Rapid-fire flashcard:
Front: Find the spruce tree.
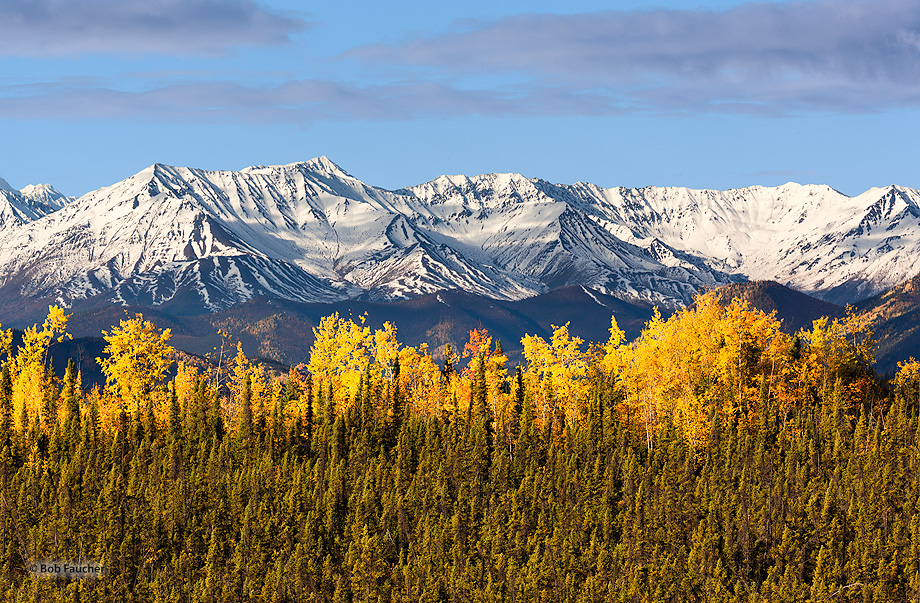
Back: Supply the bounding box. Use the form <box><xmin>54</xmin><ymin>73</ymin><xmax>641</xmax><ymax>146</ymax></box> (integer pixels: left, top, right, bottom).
<box><xmin>0</xmin><ymin>364</ymin><xmax>11</xmax><ymax>447</ymax></box>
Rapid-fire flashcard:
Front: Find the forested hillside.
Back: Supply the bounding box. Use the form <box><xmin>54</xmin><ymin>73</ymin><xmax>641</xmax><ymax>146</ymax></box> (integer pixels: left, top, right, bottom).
<box><xmin>0</xmin><ymin>294</ymin><xmax>917</xmax><ymax>602</ymax></box>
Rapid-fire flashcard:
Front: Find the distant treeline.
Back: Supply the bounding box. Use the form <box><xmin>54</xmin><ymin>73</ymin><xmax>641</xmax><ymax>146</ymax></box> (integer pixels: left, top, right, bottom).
<box><xmin>0</xmin><ymin>294</ymin><xmax>917</xmax><ymax>602</ymax></box>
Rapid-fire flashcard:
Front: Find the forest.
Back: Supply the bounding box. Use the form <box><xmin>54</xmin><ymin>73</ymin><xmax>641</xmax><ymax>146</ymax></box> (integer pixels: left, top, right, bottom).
<box><xmin>0</xmin><ymin>291</ymin><xmax>917</xmax><ymax>602</ymax></box>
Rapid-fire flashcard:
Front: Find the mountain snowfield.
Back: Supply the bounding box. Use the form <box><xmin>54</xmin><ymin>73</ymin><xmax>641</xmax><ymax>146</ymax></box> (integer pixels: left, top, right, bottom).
<box><xmin>0</xmin><ymin>157</ymin><xmax>918</xmax><ymax>316</ymax></box>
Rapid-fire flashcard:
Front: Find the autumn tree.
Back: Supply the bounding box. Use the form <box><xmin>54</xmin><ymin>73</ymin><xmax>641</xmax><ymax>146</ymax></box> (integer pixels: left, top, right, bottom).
<box><xmin>893</xmin><ymin>357</ymin><xmax>920</xmax><ymax>404</ymax></box>
<box><xmin>224</xmin><ymin>341</ymin><xmax>278</xmax><ymax>431</ymax></box>
<box><xmin>614</xmin><ymin>293</ymin><xmax>789</xmax><ymax>449</ymax></box>
<box><xmin>522</xmin><ymin>322</ymin><xmax>590</xmax><ymax>428</ymax></box>
<box><xmin>460</xmin><ymin>329</ymin><xmax>509</xmax><ymax>424</ymax></box>
<box><xmin>307</xmin><ymin>313</ymin><xmax>373</xmax><ymax>406</ymax></box>
<box><xmin>396</xmin><ymin>344</ymin><xmax>442</xmax><ymax>418</ymax></box>
<box><xmin>794</xmin><ymin>306</ymin><xmax>878</xmax><ymax>411</ymax></box>
<box><xmin>11</xmin><ymin>305</ymin><xmax>70</xmax><ymax>430</ymax></box>
<box><xmin>97</xmin><ymin>313</ymin><xmax>175</xmax><ymax>413</ymax></box>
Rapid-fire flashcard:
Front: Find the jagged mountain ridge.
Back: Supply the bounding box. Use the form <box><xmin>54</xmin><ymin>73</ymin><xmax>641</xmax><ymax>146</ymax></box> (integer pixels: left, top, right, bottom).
<box><xmin>0</xmin><ymin>157</ymin><xmax>918</xmax><ymax>318</ymax></box>
<box><xmin>564</xmin><ymin>182</ymin><xmax>920</xmax><ymax>304</ymax></box>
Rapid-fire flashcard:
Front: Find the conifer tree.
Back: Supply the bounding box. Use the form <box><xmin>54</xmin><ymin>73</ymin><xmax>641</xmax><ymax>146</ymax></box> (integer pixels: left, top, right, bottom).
<box><xmin>61</xmin><ymin>358</ymin><xmax>81</xmax><ymax>440</ymax></box>
<box><xmin>0</xmin><ymin>364</ymin><xmax>11</xmax><ymax>445</ymax></box>
<box><xmin>239</xmin><ymin>374</ymin><xmax>253</xmax><ymax>448</ymax></box>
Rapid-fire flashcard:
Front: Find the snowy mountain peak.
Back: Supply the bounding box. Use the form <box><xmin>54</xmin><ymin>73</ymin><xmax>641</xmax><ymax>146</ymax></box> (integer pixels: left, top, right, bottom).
<box><xmin>0</xmin><ymin>158</ymin><xmax>918</xmax><ymax>315</ymax></box>
<box><xmin>300</xmin><ymin>156</ymin><xmax>354</xmax><ymax>179</ymax></box>
<box><xmin>19</xmin><ymin>183</ymin><xmax>69</xmax><ymax>210</ymax></box>
<box><xmin>408</xmin><ymin>171</ymin><xmax>556</xmax><ymax>212</ymax></box>
<box><xmin>0</xmin><ymin>178</ymin><xmax>70</xmax><ymax>231</ymax></box>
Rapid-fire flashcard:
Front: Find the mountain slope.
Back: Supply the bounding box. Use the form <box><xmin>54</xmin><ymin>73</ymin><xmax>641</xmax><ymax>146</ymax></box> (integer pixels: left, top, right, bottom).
<box><xmin>572</xmin><ymin>182</ymin><xmax>920</xmax><ymax>305</ymax></box>
<box><xmin>0</xmin><ymin>159</ymin><xmax>739</xmax><ymax>317</ymax></box>
<box><xmin>856</xmin><ymin>272</ymin><xmax>920</xmax><ymax>374</ymax></box>
<box><xmin>710</xmin><ymin>281</ymin><xmax>845</xmax><ymax>333</ymax></box>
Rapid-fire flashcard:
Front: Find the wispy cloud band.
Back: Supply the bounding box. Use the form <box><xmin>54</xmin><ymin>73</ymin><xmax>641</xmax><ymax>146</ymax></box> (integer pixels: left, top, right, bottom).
<box><xmin>350</xmin><ymin>0</ymin><xmax>920</xmax><ymax>113</ymax></box>
<box><xmin>0</xmin><ymin>78</ymin><xmax>542</xmax><ymax>123</ymax></box>
<box><xmin>0</xmin><ymin>0</ymin><xmax>307</xmax><ymax>56</ymax></box>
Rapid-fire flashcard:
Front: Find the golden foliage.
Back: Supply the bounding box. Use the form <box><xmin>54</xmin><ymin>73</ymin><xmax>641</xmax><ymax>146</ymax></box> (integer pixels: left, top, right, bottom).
<box><xmin>98</xmin><ymin>313</ymin><xmax>174</xmax><ymax>412</ymax></box>
<box><xmin>397</xmin><ymin>344</ymin><xmax>442</xmax><ymax>417</ymax></box>
<box><xmin>11</xmin><ymin>305</ymin><xmax>71</xmax><ymax>430</ymax></box>
<box><xmin>0</xmin><ymin>293</ymin><xmax>890</xmax><ymax>452</ymax></box>
<box><xmin>226</xmin><ymin>341</ymin><xmax>275</xmax><ymax>423</ymax></box>
<box><xmin>616</xmin><ymin>293</ymin><xmax>788</xmax><ymax>448</ymax></box>
<box><xmin>522</xmin><ymin>322</ymin><xmax>589</xmax><ymax>426</ymax></box>
<box><xmin>173</xmin><ymin>361</ymin><xmax>200</xmax><ymax>406</ymax></box>
<box><xmin>14</xmin><ymin>305</ymin><xmax>71</xmax><ymax>375</ymax></box>
<box><xmin>457</xmin><ymin>329</ymin><xmax>510</xmax><ymax>422</ymax></box>
<box><xmin>307</xmin><ymin>312</ymin><xmax>373</xmax><ymax>403</ymax></box>
<box><xmin>893</xmin><ymin>357</ymin><xmax>920</xmax><ymax>402</ymax></box>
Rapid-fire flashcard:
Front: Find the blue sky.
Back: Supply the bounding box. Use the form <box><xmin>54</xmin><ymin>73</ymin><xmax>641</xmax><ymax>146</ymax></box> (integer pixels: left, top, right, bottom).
<box><xmin>1</xmin><ymin>0</ymin><xmax>918</xmax><ymax>197</ymax></box>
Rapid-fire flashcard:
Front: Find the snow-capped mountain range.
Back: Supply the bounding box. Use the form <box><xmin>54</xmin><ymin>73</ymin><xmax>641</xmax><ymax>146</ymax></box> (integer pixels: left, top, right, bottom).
<box><xmin>0</xmin><ymin>157</ymin><xmax>917</xmax><ymax>316</ymax></box>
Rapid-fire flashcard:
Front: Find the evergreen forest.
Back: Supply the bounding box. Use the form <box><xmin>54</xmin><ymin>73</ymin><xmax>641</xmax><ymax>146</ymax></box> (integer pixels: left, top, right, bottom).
<box><xmin>0</xmin><ymin>293</ymin><xmax>918</xmax><ymax>602</ymax></box>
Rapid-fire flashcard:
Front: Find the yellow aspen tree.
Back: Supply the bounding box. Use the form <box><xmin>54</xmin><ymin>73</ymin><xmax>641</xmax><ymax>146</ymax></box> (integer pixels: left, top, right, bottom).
<box><xmin>307</xmin><ymin>313</ymin><xmax>373</xmax><ymax>407</ymax></box>
<box><xmin>521</xmin><ymin>331</ymin><xmax>554</xmax><ymax>426</ymax></box>
<box><xmin>248</xmin><ymin>365</ymin><xmax>272</xmax><ymax>419</ymax></box>
<box><xmin>439</xmin><ymin>344</ymin><xmax>460</xmax><ymax>419</ymax></box>
<box><xmin>522</xmin><ymin>323</ymin><xmax>589</xmax><ymax>427</ymax></box>
<box><xmin>373</xmin><ymin>321</ymin><xmax>400</xmax><ymax>380</ymax></box>
<box><xmin>894</xmin><ymin>358</ymin><xmax>920</xmax><ymax>402</ymax></box>
<box><xmin>227</xmin><ymin>341</ymin><xmax>252</xmax><ymax>407</ymax></box>
<box><xmin>173</xmin><ymin>361</ymin><xmax>200</xmax><ymax>406</ymax></box>
<box><xmin>0</xmin><ymin>324</ymin><xmax>12</xmax><ymax>361</ymax></box>
<box><xmin>225</xmin><ymin>341</ymin><xmax>274</xmax><ymax>424</ymax></box>
<box><xmin>160</xmin><ymin>360</ymin><xmax>200</xmax><ymax>426</ymax></box>
<box><xmin>796</xmin><ymin>306</ymin><xmax>876</xmax><ymax>411</ymax></box>
<box><xmin>97</xmin><ymin>313</ymin><xmax>174</xmax><ymax>414</ymax></box>
<box><xmin>485</xmin><ymin>343</ymin><xmax>510</xmax><ymax>426</ymax></box>
<box><xmin>460</xmin><ymin>328</ymin><xmax>506</xmax><ymax>418</ymax></box>
<box><xmin>12</xmin><ymin>305</ymin><xmax>71</xmax><ymax>431</ymax></box>
<box><xmin>397</xmin><ymin>344</ymin><xmax>442</xmax><ymax>418</ymax></box>
<box><xmin>618</xmin><ymin>308</ymin><xmax>667</xmax><ymax>450</ymax></box>
<box><xmin>618</xmin><ymin>292</ymin><xmax>789</xmax><ymax>449</ymax></box>
<box><xmin>598</xmin><ymin>316</ymin><xmax>627</xmax><ymax>376</ymax></box>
